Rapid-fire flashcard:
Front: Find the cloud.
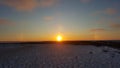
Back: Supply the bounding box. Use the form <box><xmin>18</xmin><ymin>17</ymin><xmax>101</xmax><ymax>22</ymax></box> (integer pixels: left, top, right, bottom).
<box><xmin>0</xmin><ymin>0</ymin><xmax>57</xmax><ymax>11</ymax></box>
<box><xmin>80</xmin><ymin>0</ymin><xmax>92</xmax><ymax>3</ymax></box>
<box><xmin>40</xmin><ymin>0</ymin><xmax>57</xmax><ymax>7</ymax></box>
<box><xmin>91</xmin><ymin>28</ymin><xmax>106</xmax><ymax>32</ymax></box>
<box><xmin>0</xmin><ymin>19</ymin><xmax>14</xmax><ymax>25</ymax></box>
<box><xmin>44</xmin><ymin>16</ymin><xmax>53</xmax><ymax>21</ymax></box>
<box><xmin>0</xmin><ymin>19</ymin><xmax>10</xmax><ymax>24</ymax></box>
<box><xmin>110</xmin><ymin>23</ymin><xmax>120</xmax><ymax>28</ymax></box>
<box><xmin>93</xmin><ymin>8</ymin><xmax>118</xmax><ymax>16</ymax></box>
<box><xmin>104</xmin><ymin>8</ymin><xmax>117</xmax><ymax>15</ymax></box>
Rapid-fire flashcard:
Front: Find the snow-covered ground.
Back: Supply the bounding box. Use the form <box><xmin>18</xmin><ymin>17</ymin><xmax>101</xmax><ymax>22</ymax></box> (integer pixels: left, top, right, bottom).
<box><xmin>0</xmin><ymin>44</ymin><xmax>120</xmax><ymax>68</ymax></box>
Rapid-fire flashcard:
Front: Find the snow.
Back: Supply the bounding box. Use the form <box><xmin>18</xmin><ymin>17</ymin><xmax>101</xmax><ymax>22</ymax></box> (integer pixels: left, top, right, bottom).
<box><xmin>0</xmin><ymin>44</ymin><xmax>120</xmax><ymax>68</ymax></box>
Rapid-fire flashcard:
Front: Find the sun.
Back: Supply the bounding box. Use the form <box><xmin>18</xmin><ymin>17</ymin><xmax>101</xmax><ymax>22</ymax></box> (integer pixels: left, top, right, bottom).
<box><xmin>56</xmin><ymin>35</ymin><xmax>62</xmax><ymax>42</ymax></box>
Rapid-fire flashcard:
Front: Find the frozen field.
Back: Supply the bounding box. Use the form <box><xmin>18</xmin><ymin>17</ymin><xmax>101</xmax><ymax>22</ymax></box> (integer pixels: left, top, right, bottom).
<box><xmin>0</xmin><ymin>44</ymin><xmax>120</xmax><ymax>68</ymax></box>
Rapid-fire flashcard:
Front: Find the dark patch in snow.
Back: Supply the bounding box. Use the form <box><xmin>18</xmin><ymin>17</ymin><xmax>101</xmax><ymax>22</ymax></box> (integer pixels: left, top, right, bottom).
<box><xmin>89</xmin><ymin>51</ymin><xmax>93</xmax><ymax>54</ymax></box>
<box><xmin>102</xmin><ymin>49</ymin><xmax>109</xmax><ymax>53</ymax></box>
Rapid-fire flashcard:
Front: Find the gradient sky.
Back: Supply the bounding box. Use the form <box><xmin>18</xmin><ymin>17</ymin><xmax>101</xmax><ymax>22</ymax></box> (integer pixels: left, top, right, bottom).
<box><xmin>0</xmin><ymin>0</ymin><xmax>120</xmax><ymax>41</ymax></box>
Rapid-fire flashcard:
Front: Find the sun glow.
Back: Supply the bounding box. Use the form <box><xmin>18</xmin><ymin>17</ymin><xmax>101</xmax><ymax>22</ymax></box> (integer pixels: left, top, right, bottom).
<box><xmin>57</xmin><ymin>35</ymin><xmax>62</xmax><ymax>42</ymax></box>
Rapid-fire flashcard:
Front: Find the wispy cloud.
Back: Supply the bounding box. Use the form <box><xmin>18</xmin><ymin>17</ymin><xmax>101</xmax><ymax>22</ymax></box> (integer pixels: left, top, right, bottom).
<box><xmin>80</xmin><ymin>0</ymin><xmax>92</xmax><ymax>3</ymax></box>
<box><xmin>93</xmin><ymin>8</ymin><xmax>118</xmax><ymax>16</ymax></box>
<box><xmin>91</xmin><ymin>28</ymin><xmax>106</xmax><ymax>32</ymax></box>
<box><xmin>0</xmin><ymin>19</ymin><xmax>14</xmax><ymax>25</ymax></box>
<box><xmin>110</xmin><ymin>23</ymin><xmax>120</xmax><ymax>28</ymax></box>
<box><xmin>44</xmin><ymin>16</ymin><xmax>54</xmax><ymax>21</ymax></box>
<box><xmin>40</xmin><ymin>0</ymin><xmax>57</xmax><ymax>7</ymax></box>
<box><xmin>104</xmin><ymin>8</ymin><xmax>117</xmax><ymax>15</ymax></box>
<box><xmin>0</xmin><ymin>0</ymin><xmax>57</xmax><ymax>11</ymax></box>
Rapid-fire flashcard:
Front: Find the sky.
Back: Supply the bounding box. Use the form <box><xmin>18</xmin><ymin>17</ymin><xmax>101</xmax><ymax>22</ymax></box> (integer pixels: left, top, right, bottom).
<box><xmin>0</xmin><ymin>0</ymin><xmax>120</xmax><ymax>41</ymax></box>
